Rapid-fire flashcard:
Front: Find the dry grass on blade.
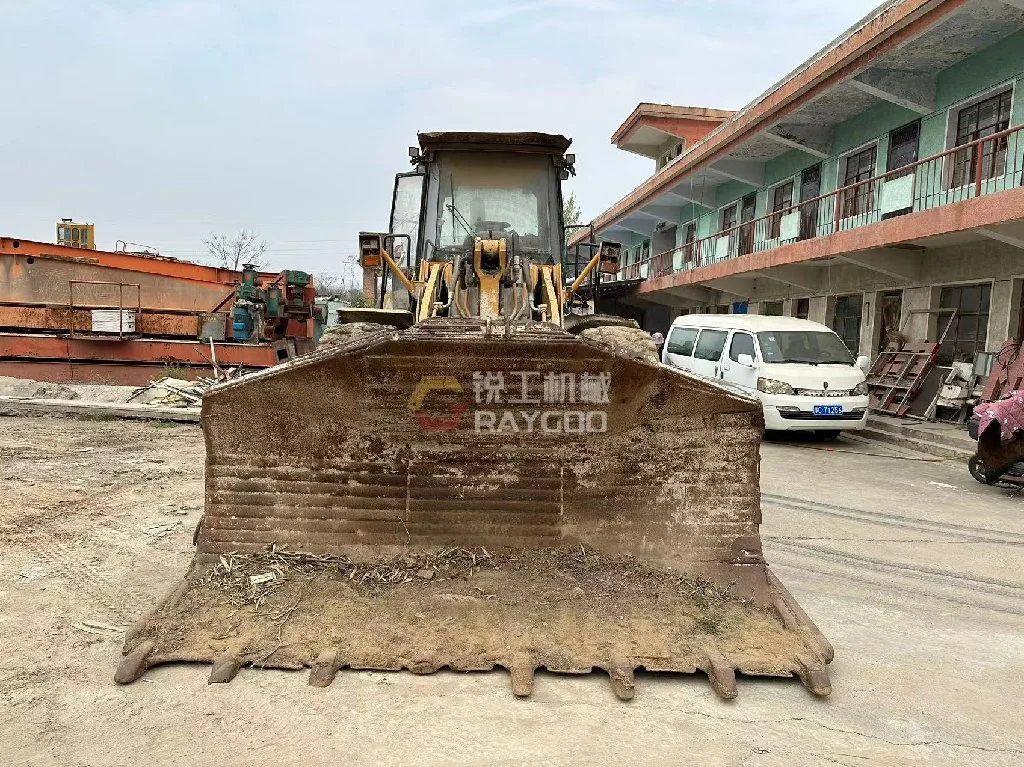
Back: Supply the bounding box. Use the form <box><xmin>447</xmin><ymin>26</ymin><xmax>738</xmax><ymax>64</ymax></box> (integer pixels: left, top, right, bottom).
<box><xmin>207</xmin><ymin>545</ymin><xmax>747</xmax><ymax>628</ymax></box>
<box><xmin>508</xmin><ymin>546</ymin><xmax>747</xmax><ymax>611</ymax></box>
<box><xmin>208</xmin><ymin>545</ymin><xmax>499</xmax><ymax>608</ymax></box>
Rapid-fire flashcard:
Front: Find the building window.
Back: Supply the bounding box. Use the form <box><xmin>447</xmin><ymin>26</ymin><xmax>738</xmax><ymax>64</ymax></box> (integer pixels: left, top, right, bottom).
<box><xmin>939</xmin><ymin>284</ymin><xmax>991</xmax><ymax>364</ymax></box>
<box><xmin>795</xmin><ymin>298</ymin><xmax>810</xmax><ymax>320</ymax></box>
<box><xmin>887</xmin><ymin>121</ymin><xmax>920</xmax><ymax>173</ymax></box>
<box><xmin>832</xmin><ymin>294</ymin><xmax>863</xmax><ymax>354</ymax></box>
<box><xmin>720</xmin><ymin>204</ymin><xmax>737</xmax><ymax>232</ymax></box>
<box><xmin>951</xmin><ymin>89</ymin><xmax>1012</xmax><ymax>188</ymax></box>
<box><xmin>659</xmin><ymin>141</ymin><xmax>685</xmax><ymax>170</ymax></box>
<box><xmin>884</xmin><ymin>121</ymin><xmax>921</xmax><ymax>220</ymax></box>
<box><xmin>762</xmin><ymin>300</ymin><xmax>784</xmax><ymax>316</ymax></box>
<box><xmin>768</xmin><ymin>181</ymin><xmax>794</xmax><ymax>238</ymax></box>
<box><xmin>840</xmin><ymin>145</ymin><xmax>877</xmax><ymax>218</ymax></box>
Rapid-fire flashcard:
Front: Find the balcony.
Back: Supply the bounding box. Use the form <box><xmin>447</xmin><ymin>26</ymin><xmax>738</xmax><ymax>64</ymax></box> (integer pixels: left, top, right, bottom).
<box><xmin>619</xmin><ymin>124</ymin><xmax>1024</xmax><ymax>282</ymax></box>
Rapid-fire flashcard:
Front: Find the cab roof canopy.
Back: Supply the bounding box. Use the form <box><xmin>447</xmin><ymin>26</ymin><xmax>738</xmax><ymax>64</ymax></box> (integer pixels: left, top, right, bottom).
<box><xmin>417</xmin><ymin>131</ymin><xmax>572</xmax><ymax>155</ymax></box>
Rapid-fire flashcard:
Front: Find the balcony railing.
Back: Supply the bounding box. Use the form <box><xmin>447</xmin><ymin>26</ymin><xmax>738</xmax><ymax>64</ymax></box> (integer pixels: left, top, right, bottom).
<box><xmin>618</xmin><ymin>123</ymin><xmax>1024</xmax><ymax>282</ymax></box>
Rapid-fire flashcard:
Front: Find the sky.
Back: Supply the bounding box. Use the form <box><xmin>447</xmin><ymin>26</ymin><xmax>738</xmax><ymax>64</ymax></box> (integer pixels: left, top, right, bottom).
<box><xmin>0</xmin><ymin>0</ymin><xmax>881</xmax><ymax>284</ymax></box>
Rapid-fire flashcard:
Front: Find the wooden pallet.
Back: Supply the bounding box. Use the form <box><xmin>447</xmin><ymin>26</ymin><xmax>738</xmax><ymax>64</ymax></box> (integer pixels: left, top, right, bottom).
<box><xmin>867</xmin><ymin>343</ymin><xmax>940</xmax><ymax>416</ymax></box>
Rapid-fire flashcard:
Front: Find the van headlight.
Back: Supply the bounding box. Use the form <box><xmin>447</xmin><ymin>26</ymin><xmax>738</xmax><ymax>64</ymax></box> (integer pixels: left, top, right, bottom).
<box><xmin>757</xmin><ymin>377</ymin><xmax>795</xmax><ymax>395</ymax></box>
<box><xmin>853</xmin><ymin>381</ymin><xmax>869</xmax><ymax>396</ymax></box>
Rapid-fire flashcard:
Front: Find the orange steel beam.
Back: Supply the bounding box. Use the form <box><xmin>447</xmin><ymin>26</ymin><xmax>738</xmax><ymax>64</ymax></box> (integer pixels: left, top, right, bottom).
<box><xmin>0</xmin><ymin>360</ymin><xmax>214</xmax><ymax>386</ymax></box>
<box><xmin>0</xmin><ymin>333</ymin><xmax>281</xmax><ymax>367</ymax></box>
<box><xmin>0</xmin><ymin>237</ymin><xmax>279</xmax><ymax>286</ymax></box>
<box><xmin>0</xmin><ymin>306</ymin><xmax>207</xmax><ymax>337</ymax></box>
<box><xmin>1</xmin><ymin>254</ymin><xmax>242</xmax><ymax>314</ymax></box>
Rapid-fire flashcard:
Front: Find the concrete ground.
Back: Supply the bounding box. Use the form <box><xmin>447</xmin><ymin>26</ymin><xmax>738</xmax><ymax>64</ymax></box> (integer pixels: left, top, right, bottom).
<box><xmin>1</xmin><ymin>416</ymin><xmax>1022</xmax><ymax>766</ymax></box>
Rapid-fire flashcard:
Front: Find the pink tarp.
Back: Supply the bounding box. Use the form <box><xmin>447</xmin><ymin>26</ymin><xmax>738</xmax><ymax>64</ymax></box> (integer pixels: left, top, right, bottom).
<box><xmin>977</xmin><ymin>390</ymin><xmax>1024</xmax><ymax>444</ymax></box>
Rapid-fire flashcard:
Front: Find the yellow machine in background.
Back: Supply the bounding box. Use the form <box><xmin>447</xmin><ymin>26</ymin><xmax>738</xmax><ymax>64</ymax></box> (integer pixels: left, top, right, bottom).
<box><xmin>56</xmin><ymin>219</ymin><xmax>96</xmax><ymax>249</ymax></box>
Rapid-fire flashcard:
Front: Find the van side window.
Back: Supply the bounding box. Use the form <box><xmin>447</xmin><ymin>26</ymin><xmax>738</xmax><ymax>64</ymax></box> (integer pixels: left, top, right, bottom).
<box><xmin>666</xmin><ymin>327</ymin><xmax>698</xmax><ymax>356</ymax></box>
<box><xmin>729</xmin><ymin>332</ymin><xmax>756</xmax><ymax>362</ymax></box>
<box><xmin>693</xmin><ymin>329</ymin><xmax>728</xmax><ymax>361</ymax></box>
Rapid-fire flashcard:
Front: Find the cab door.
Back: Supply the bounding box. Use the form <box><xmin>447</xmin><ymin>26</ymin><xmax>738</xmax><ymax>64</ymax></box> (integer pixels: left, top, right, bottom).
<box><xmin>689</xmin><ymin>328</ymin><xmax>729</xmax><ymax>381</ymax></box>
<box><xmin>721</xmin><ymin>330</ymin><xmax>759</xmax><ymax>393</ymax></box>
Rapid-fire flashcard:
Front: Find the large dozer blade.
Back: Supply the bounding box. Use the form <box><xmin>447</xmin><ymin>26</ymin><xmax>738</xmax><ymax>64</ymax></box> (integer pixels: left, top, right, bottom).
<box><xmin>118</xmin><ymin>319</ymin><xmax>833</xmax><ymax>699</ymax></box>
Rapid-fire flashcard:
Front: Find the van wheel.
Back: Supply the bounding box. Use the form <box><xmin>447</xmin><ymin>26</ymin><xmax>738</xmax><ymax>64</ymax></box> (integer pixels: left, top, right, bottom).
<box><xmin>816</xmin><ymin>430</ymin><xmax>840</xmax><ymax>441</ymax></box>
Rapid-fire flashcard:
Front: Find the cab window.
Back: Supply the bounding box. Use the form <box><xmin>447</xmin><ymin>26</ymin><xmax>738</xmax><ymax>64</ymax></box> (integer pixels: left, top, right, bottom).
<box><xmin>666</xmin><ymin>327</ymin><xmax>698</xmax><ymax>356</ymax></box>
<box><xmin>729</xmin><ymin>332</ymin><xmax>756</xmax><ymax>362</ymax></box>
<box><xmin>693</xmin><ymin>329</ymin><xmax>728</xmax><ymax>361</ymax></box>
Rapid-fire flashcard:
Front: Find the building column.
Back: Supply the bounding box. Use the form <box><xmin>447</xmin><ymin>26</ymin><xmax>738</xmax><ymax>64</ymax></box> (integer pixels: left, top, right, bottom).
<box><xmin>782</xmin><ymin>298</ymin><xmax>795</xmax><ymax>317</ymax></box>
<box><xmin>809</xmin><ymin>295</ymin><xmax>829</xmax><ymax>326</ymax></box>
<box><xmin>861</xmin><ymin>291</ymin><xmax>880</xmax><ymax>359</ymax></box>
<box><xmin>987</xmin><ymin>278</ymin><xmax>1023</xmax><ymax>352</ymax></box>
<box><xmin>747</xmin><ymin>301</ymin><xmax>762</xmax><ymax>315</ymax></box>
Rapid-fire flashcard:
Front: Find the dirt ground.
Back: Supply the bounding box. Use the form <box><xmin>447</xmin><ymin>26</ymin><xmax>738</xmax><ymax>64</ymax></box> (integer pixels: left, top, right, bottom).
<box><xmin>1</xmin><ymin>414</ymin><xmax>1023</xmax><ymax>766</ymax></box>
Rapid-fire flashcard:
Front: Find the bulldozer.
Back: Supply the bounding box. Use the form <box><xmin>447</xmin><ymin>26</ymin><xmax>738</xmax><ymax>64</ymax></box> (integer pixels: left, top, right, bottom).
<box><xmin>116</xmin><ymin>131</ymin><xmax>833</xmax><ymax>700</ymax></box>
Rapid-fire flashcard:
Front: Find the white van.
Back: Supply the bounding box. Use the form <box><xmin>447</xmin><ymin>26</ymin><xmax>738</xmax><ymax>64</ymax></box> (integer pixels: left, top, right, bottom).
<box><xmin>662</xmin><ymin>314</ymin><xmax>870</xmax><ymax>435</ymax></box>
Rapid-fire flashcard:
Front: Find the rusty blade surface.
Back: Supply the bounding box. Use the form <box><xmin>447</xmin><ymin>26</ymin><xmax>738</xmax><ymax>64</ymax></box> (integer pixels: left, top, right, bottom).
<box><xmin>119</xmin><ymin>319</ymin><xmax>833</xmax><ymax>696</ymax></box>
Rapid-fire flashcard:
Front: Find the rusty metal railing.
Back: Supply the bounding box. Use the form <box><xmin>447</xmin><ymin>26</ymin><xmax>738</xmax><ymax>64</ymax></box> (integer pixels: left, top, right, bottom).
<box><xmin>69</xmin><ymin>281</ymin><xmax>142</xmax><ymax>339</ymax></box>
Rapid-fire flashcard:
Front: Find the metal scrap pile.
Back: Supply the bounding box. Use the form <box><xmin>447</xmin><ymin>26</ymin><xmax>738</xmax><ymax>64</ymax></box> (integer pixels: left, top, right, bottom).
<box><xmin>128</xmin><ymin>368</ymin><xmax>248</xmax><ymax>408</ymax></box>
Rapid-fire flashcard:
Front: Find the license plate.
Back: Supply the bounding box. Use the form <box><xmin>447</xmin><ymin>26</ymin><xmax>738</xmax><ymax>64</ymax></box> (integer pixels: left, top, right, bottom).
<box><xmin>813</xmin><ymin>405</ymin><xmax>843</xmax><ymax>416</ymax></box>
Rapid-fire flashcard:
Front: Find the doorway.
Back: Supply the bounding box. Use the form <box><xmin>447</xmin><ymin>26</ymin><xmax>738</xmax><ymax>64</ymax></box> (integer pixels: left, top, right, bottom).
<box><xmin>652</xmin><ymin>225</ymin><xmax>677</xmax><ymax>277</ymax></box>
<box><xmin>877</xmin><ymin>290</ymin><xmax>903</xmax><ymax>353</ymax></box>
<box><xmin>738</xmin><ymin>193</ymin><xmax>757</xmax><ymax>255</ymax></box>
<box><xmin>798</xmin><ymin>165</ymin><xmax>821</xmax><ymax>240</ymax></box>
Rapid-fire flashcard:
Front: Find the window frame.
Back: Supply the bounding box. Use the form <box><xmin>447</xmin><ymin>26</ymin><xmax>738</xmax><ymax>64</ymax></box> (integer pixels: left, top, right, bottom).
<box><xmin>729</xmin><ymin>331</ymin><xmax>757</xmax><ymax>362</ymax></box>
<box><xmin>887</xmin><ymin>120</ymin><xmax>921</xmax><ymax>174</ymax></box>
<box><xmin>693</xmin><ymin>328</ymin><xmax>729</xmax><ymax>361</ymax></box>
<box><xmin>719</xmin><ymin>203</ymin><xmax>738</xmax><ymax>233</ymax></box>
<box><xmin>948</xmin><ymin>87</ymin><xmax>1014</xmax><ymax>189</ymax></box>
<box><xmin>837</xmin><ymin>143</ymin><xmax>878</xmax><ymax>219</ymax></box>
<box><xmin>666</xmin><ymin>326</ymin><xmax>698</xmax><ymax>357</ymax></box>
<box><xmin>938</xmin><ymin>282</ymin><xmax>992</xmax><ymax>364</ymax></box>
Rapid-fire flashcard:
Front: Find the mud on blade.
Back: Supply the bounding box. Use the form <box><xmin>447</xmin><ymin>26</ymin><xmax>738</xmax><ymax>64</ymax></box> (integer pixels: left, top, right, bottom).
<box><xmin>118</xmin><ymin>320</ymin><xmax>833</xmax><ymax>698</ymax></box>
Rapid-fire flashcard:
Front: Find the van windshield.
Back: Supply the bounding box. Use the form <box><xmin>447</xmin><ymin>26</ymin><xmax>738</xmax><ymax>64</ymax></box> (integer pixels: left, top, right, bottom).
<box><xmin>757</xmin><ymin>331</ymin><xmax>855</xmax><ymax>365</ymax></box>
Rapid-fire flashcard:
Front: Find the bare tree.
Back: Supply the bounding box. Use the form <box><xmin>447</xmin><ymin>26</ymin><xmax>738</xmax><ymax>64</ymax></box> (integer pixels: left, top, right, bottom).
<box><xmin>204</xmin><ymin>230</ymin><xmax>268</xmax><ymax>271</ymax></box>
<box><xmin>313</xmin><ymin>271</ymin><xmax>347</xmax><ymax>297</ymax></box>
